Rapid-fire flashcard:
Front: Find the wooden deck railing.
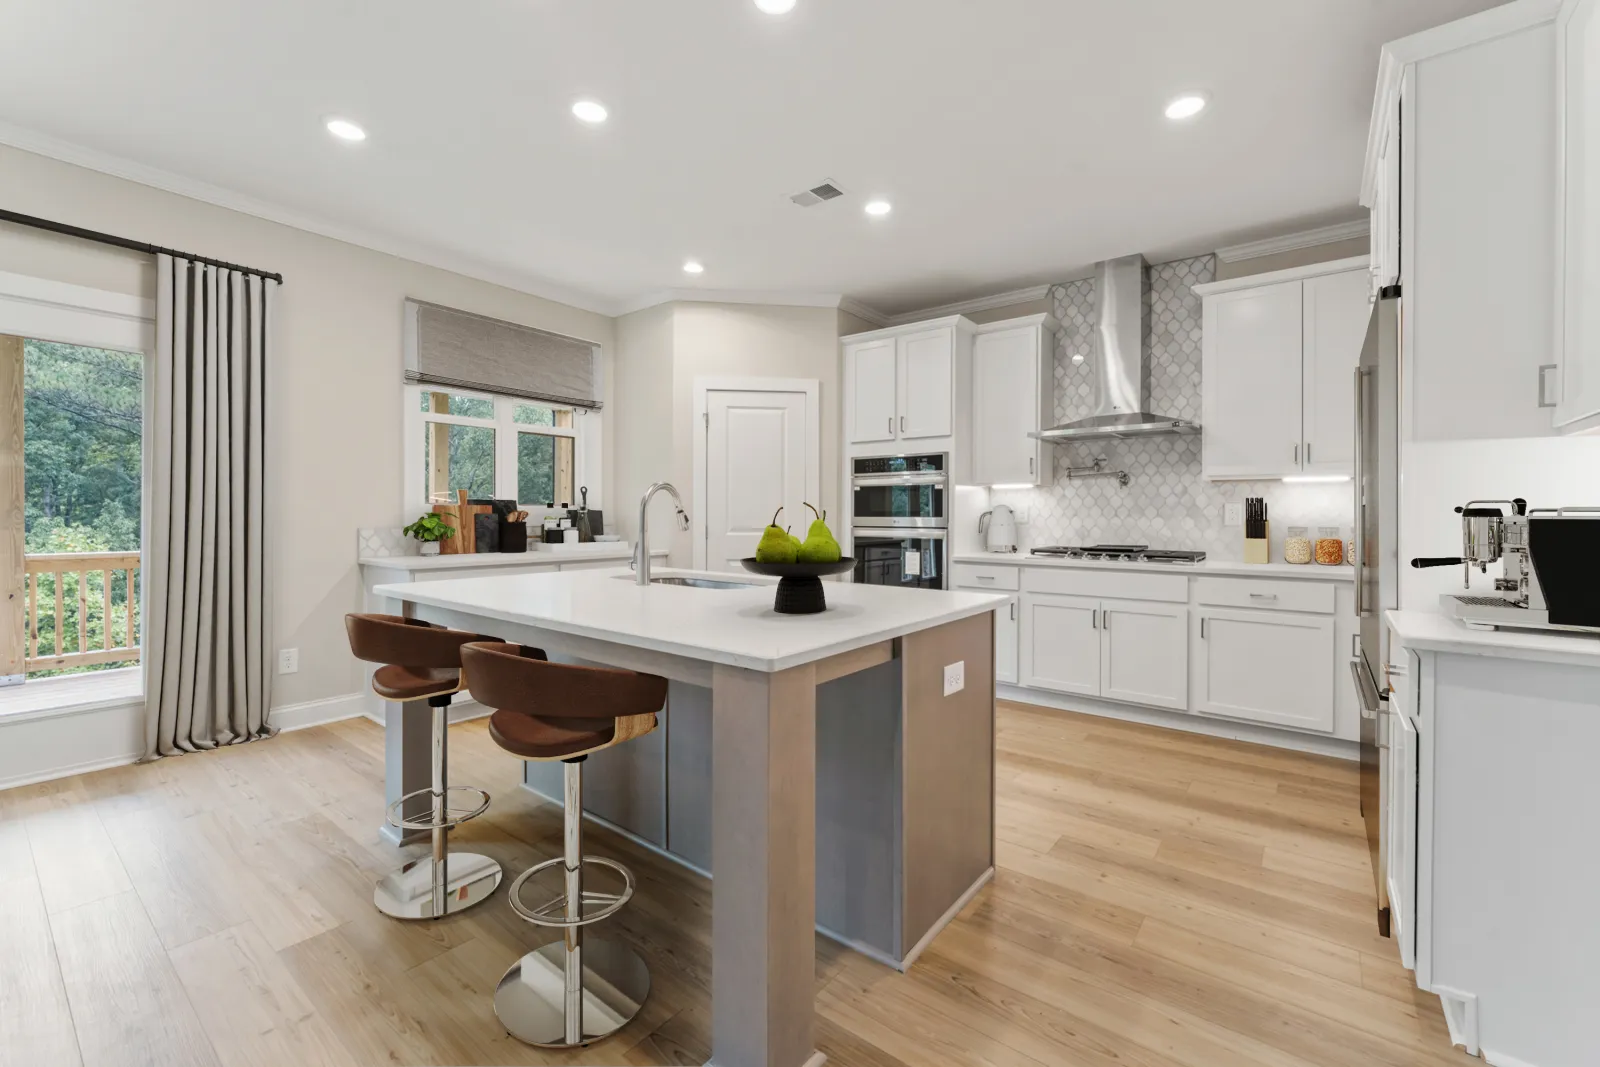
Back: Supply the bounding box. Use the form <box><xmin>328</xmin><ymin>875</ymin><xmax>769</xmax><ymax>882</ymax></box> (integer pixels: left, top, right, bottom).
<box><xmin>24</xmin><ymin>551</ymin><xmax>141</xmax><ymax>674</ymax></box>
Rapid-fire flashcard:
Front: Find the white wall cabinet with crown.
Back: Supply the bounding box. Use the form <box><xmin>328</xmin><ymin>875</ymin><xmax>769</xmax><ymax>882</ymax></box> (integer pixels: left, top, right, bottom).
<box><xmin>1362</xmin><ymin>0</ymin><xmax>1562</xmax><ymax>441</ymax></box>
<box><xmin>969</xmin><ymin>315</ymin><xmax>1057</xmax><ymax>487</ymax></box>
<box><xmin>1557</xmin><ymin>0</ymin><xmax>1600</xmax><ymax>433</ymax></box>
<box><xmin>842</xmin><ymin>316</ymin><xmax>976</xmax><ymax>448</ymax></box>
<box><xmin>1194</xmin><ymin>258</ymin><xmax>1371</xmax><ymax>480</ymax></box>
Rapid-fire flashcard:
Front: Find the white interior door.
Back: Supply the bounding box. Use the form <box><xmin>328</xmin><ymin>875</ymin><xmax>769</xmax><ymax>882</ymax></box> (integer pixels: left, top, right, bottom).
<box><xmin>704</xmin><ymin>389</ymin><xmax>811</xmax><ymax>572</ymax></box>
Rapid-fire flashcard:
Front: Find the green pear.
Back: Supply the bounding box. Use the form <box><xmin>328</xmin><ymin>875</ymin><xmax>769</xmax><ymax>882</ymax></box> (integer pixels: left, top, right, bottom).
<box><xmin>797</xmin><ymin>502</ymin><xmax>841</xmax><ymax>563</ymax></box>
<box><xmin>787</xmin><ymin>527</ymin><xmax>803</xmax><ymax>554</ymax></box>
<box><xmin>755</xmin><ymin>506</ymin><xmax>797</xmax><ymax>563</ymax></box>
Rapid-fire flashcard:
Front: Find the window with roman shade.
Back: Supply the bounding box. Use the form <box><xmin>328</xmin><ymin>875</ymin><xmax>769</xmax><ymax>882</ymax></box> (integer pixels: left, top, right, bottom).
<box><xmin>403</xmin><ymin>299</ymin><xmax>602</xmax><ymax>409</ymax></box>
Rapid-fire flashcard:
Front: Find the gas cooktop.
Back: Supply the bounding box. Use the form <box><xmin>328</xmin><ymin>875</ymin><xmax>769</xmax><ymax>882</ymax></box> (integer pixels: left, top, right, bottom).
<box><xmin>1031</xmin><ymin>544</ymin><xmax>1207</xmax><ymax>565</ymax></box>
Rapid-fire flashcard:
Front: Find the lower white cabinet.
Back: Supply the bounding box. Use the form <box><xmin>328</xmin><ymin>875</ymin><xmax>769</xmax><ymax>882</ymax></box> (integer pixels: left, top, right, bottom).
<box><xmin>1192</xmin><ymin>608</ymin><xmax>1335</xmax><ymax>731</ymax></box>
<box><xmin>1386</xmin><ymin>655</ymin><xmax>1419</xmax><ymax>971</ymax></box>
<box><xmin>995</xmin><ymin>596</ymin><xmax>1019</xmax><ymax>685</ymax></box>
<box><xmin>1022</xmin><ymin>593</ymin><xmax>1187</xmax><ymax>711</ymax></box>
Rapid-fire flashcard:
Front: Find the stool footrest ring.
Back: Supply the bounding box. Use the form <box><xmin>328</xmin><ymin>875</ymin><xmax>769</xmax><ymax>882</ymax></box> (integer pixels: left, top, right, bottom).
<box><xmin>384</xmin><ymin>784</ymin><xmax>491</xmax><ymax>831</ymax></box>
<box><xmin>507</xmin><ymin>856</ymin><xmax>635</xmax><ymax>928</ymax></box>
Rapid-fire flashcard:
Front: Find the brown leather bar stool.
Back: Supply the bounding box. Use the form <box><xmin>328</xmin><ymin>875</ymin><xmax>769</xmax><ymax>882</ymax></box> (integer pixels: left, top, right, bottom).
<box><xmin>461</xmin><ymin>641</ymin><xmax>666</xmax><ymax>1049</ymax></box>
<box><xmin>345</xmin><ymin>613</ymin><xmax>503</xmax><ymax>920</ymax></box>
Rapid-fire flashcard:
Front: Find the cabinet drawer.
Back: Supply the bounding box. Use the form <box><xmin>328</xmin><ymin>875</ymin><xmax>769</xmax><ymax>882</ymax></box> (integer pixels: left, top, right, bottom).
<box><xmin>953</xmin><ymin>562</ymin><xmax>1020</xmax><ymax>591</ymax></box>
<box><xmin>1193</xmin><ymin>576</ymin><xmax>1335</xmax><ymax>614</ymax></box>
<box><xmin>1022</xmin><ymin>566</ymin><xmax>1187</xmax><ymax>603</ymax></box>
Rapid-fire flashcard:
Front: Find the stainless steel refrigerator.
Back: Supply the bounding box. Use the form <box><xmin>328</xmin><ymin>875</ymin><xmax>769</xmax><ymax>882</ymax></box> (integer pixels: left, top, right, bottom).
<box><xmin>1353</xmin><ymin>284</ymin><xmax>1402</xmax><ymax>937</ymax></box>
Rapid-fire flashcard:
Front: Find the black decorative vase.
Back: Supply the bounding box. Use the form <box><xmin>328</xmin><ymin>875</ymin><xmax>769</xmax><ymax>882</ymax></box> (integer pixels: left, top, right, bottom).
<box><xmin>739</xmin><ymin>558</ymin><xmax>857</xmax><ymax>615</ymax></box>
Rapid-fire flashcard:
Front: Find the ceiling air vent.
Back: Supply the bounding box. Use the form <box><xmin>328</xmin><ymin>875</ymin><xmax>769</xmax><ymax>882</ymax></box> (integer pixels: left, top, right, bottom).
<box><xmin>789</xmin><ymin>180</ymin><xmax>846</xmax><ymax>208</ymax></box>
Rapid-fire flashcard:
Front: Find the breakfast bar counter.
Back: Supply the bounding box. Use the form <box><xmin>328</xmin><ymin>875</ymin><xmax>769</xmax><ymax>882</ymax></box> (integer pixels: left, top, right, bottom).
<box><xmin>371</xmin><ymin>567</ymin><xmax>1006</xmax><ymax>1067</ymax></box>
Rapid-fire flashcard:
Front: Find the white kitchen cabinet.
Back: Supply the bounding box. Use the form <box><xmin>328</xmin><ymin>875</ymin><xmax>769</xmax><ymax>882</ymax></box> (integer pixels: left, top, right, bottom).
<box><xmin>1363</xmin><ymin>6</ymin><xmax>1558</xmax><ymax>441</ymax></box>
<box><xmin>1387</xmin><ymin>666</ymin><xmax>1419</xmax><ymax>971</ymax></box>
<box><xmin>1100</xmin><ymin>600</ymin><xmax>1188</xmax><ymax>710</ymax></box>
<box><xmin>1557</xmin><ymin>0</ymin><xmax>1600</xmax><ymax>434</ymax></box>
<box><xmin>898</xmin><ymin>328</ymin><xmax>954</xmax><ymax>439</ymax></box>
<box><xmin>995</xmin><ymin>596</ymin><xmax>1019</xmax><ymax>685</ymax></box>
<box><xmin>1192</xmin><ymin>607</ymin><xmax>1336</xmax><ymax>732</ymax></box>
<box><xmin>1301</xmin><ymin>268</ymin><xmax>1370</xmax><ymax>475</ymax></box>
<box><xmin>971</xmin><ymin>316</ymin><xmax>1055</xmax><ymax>486</ymax></box>
<box><xmin>1198</xmin><ymin>280</ymin><xmax>1303</xmax><ymax>478</ymax></box>
<box><xmin>1023</xmin><ymin>592</ymin><xmax>1187</xmax><ymax>709</ymax></box>
<box><xmin>1196</xmin><ymin>261</ymin><xmax>1370</xmax><ymax>480</ymax></box>
<box><xmin>845</xmin><ymin>338</ymin><xmax>898</xmax><ymax>444</ymax></box>
<box><xmin>843</xmin><ymin>318</ymin><xmax>973</xmax><ymax>447</ymax></box>
<box><xmin>1020</xmin><ymin>592</ymin><xmax>1101</xmax><ymax>697</ymax></box>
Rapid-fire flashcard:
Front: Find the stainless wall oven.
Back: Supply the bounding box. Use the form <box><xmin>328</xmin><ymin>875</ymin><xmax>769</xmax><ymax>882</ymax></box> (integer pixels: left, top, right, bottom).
<box><xmin>850</xmin><ymin>453</ymin><xmax>948</xmax><ymax>588</ymax></box>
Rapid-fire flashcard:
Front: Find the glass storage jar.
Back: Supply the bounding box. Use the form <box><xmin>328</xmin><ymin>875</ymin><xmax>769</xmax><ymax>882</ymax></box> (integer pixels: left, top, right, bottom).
<box><xmin>1315</xmin><ymin>526</ymin><xmax>1345</xmax><ymax>566</ymax></box>
<box><xmin>1283</xmin><ymin>526</ymin><xmax>1312</xmax><ymax>565</ymax></box>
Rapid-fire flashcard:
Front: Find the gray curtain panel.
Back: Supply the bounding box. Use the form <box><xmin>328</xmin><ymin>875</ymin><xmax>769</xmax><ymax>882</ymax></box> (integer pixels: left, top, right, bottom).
<box><xmin>144</xmin><ymin>254</ymin><xmax>275</xmax><ymax>759</ymax></box>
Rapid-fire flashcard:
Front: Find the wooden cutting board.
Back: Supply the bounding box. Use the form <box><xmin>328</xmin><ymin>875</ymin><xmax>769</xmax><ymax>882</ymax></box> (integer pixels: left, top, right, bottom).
<box><xmin>432</xmin><ymin>490</ymin><xmax>490</xmax><ymax>554</ymax></box>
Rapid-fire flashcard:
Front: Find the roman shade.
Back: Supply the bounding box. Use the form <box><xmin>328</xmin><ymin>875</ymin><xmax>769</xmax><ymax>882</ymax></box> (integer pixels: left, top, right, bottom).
<box><xmin>404</xmin><ymin>299</ymin><xmax>602</xmax><ymax>409</ymax></box>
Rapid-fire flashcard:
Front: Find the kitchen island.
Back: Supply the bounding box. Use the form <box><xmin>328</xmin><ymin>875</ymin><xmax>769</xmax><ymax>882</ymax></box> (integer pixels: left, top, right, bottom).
<box><xmin>371</xmin><ymin>566</ymin><xmax>1006</xmax><ymax>1067</ymax></box>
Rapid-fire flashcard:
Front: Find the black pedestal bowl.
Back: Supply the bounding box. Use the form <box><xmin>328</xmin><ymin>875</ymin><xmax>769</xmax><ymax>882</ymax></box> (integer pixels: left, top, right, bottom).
<box><xmin>739</xmin><ymin>558</ymin><xmax>857</xmax><ymax>614</ymax></box>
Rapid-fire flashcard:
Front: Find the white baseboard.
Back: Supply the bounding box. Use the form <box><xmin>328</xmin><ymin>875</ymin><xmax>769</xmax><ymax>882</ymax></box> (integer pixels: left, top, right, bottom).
<box><xmin>997</xmin><ymin>685</ymin><xmax>1360</xmax><ymax>761</ymax></box>
<box><xmin>1483</xmin><ymin>1049</ymin><xmax>1540</xmax><ymax>1067</ymax></box>
<box><xmin>270</xmin><ymin>692</ymin><xmax>368</xmax><ymax>732</ymax></box>
<box><xmin>1434</xmin><ymin>985</ymin><xmax>1480</xmax><ymax>1057</ymax></box>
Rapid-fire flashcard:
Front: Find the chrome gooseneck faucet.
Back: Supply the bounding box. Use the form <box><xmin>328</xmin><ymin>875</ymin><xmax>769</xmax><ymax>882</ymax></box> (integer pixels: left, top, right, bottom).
<box><xmin>633</xmin><ymin>482</ymin><xmax>689</xmax><ymax>585</ymax></box>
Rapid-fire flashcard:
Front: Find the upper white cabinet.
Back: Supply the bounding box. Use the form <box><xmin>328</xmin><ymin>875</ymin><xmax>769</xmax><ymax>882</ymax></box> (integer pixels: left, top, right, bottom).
<box><xmin>1363</xmin><ymin>4</ymin><xmax>1560</xmax><ymax>441</ymax></box>
<box><xmin>971</xmin><ymin>315</ymin><xmax>1056</xmax><ymax>486</ymax></box>
<box><xmin>843</xmin><ymin>317</ymin><xmax>974</xmax><ymax>447</ymax></box>
<box><xmin>1557</xmin><ymin>0</ymin><xmax>1600</xmax><ymax>433</ymax></box>
<box><xmin>1195</xmin><ymin>261</ymin><xmax>1370</xmax><ymax>480</ymax></box>
<box><xmin>1301</xmin><ymin>269</ymin><xmax>1371</xmax><ymax>475</ymax></box>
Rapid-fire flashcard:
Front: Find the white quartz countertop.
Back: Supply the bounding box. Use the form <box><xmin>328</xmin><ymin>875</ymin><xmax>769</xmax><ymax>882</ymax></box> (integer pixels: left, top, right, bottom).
<box><xmin>952</xmin><ymin>552</ymin><xmax>1353</xmax><ymax>581</ymax></box>
<box><xmin>359</xmin><ymin>545</ymin><xmax>664</xmax><ymax>571</ymax></box>
<box><xmin>1387</xmin><ymin>609</ymin><xmax>1600</xmax><ymax>666</ymax></box>
<box><xmin>373</xmin><ymin>567</ymin><xmax>1010</xmax><ymax>673</ymax></box>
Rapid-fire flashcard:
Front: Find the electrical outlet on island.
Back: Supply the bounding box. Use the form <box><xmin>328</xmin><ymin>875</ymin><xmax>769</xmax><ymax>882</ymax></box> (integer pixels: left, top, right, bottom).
<box><xmin>943</xmin><ymin>660</ymin><xmax>965</xmax><ymax>697</ymax></box>
<box><xmin>278</xmin><ymin>647</ymin><xmax>299</xmax><ymax>675</ymax></box>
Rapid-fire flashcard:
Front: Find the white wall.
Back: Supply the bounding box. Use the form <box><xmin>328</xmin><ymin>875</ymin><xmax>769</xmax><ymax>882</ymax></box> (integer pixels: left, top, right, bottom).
<box><xmin>611</xmin><ymin>300</ymin><xmax>844</xmax><ymax>567</ymax></box>
<box><xmin>1400</xmin><ymin>436</ymin><xmax>1600</xmax><ymax>608</ymax></box>
<box><xmin>0</xmin><ymin>144</ymin><xmax>615</xmax><ymax>711</ymax></box>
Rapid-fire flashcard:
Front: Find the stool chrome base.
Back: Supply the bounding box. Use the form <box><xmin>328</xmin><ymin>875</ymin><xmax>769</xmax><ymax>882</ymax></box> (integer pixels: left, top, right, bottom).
<box><xmin>374</xmin><ymin>852</ymin><xmax>503</xmax><ymax>921</ymax></box>
<box><xmin>495</xmin><ymin>938</ymin><xmax>651</xmax><ymax>1048</ymax></box>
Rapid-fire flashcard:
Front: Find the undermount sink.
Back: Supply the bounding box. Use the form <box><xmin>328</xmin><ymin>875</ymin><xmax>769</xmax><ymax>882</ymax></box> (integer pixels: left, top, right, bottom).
<box><xmin>614</xmin><ymin>575</ymin><xmax>756</xmax><ymax>590</ymax></box>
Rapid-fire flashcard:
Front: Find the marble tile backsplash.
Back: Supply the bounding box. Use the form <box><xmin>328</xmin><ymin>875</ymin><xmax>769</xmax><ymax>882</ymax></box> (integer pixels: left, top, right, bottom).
<box><xmin>990</xmin><ymin>254</ymin><xmax>1355</xmax><ymax>561</ymax></box>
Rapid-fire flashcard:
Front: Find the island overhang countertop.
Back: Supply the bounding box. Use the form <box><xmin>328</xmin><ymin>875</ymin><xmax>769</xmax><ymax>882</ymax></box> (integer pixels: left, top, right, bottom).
<box><xmin>372</xmin><ymin>566</ymin><xmax>1010</xmax><ymax>673</ymax></box>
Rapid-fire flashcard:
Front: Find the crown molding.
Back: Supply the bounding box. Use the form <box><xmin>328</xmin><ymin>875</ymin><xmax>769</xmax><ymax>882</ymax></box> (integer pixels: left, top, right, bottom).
<box><xmin>880</xmin><ymin>284</ymin><xmax>1052</xmax><ymax>327</ymax></box>
<box><xmin>837</xmin><ymin>297</ymin><xmax>890</xmax><ymax>327</ymax></box>
<box><xmin>614</xmin><ymin>288</ymin><xmax>864</xmax><ymax>317</ymax></box>
<box><xmin>1214</xmin><ymin>220</ymin><xmax>1370</xmax><ymax>263</ymax></box>
<box><xmin>1192</xmin><ymin>254</ymin><xmax>1371</xmax><ymax>296</ymax></box>
<box><xmin>0</xmin><ymin>121</ymin><xmax>619</xmax><ymax>318</ymax></box>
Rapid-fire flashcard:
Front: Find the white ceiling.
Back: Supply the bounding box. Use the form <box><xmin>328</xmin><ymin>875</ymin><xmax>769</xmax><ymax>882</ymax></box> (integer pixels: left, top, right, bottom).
<box><xmin>0</xmin><ymin>0</ymin><xmax>1501</xmax><ymax>317</ymax></box>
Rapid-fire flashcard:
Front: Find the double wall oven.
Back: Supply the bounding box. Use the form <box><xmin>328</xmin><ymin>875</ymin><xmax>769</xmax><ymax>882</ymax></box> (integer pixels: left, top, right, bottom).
<box><xmin>850</xmin><ymin>453</ymin><xmax>948</xmax><ymax>589</ymax></box>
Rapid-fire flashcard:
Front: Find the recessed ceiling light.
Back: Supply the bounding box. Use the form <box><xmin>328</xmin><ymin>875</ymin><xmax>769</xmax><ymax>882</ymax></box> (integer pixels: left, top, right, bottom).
<box><xmin>1164</xmin><ymin>94</ymin><xmax>1208</xmax><ymax>121</ymax></box>
<box><xmin>755</xmin><ymin>0</ymin><xmax>797</xmax><ymax>12</ymax></box>
<box><xmin>324</xmin><ymin>117</ymin><xmax>367</xmax><ymax>142</ymax></box>
<box><xmin>864</xmin><ymin>200</ymin><xmax>892</xmax><ymax>217</ymax></box>
<box><xmin>683</xmin><ymin>260</ymin><xmax>705</xmax><ymax>275</ymax></box>
<box><xmin>572</xmin><ymin>100</ymin><xmax>609</xmax><ymax>125</ymax></box>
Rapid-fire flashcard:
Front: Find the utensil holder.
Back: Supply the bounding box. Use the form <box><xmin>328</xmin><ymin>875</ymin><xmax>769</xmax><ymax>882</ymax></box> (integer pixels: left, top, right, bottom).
<box><xmin>1243</xmin><ymin>522</ymin><xmax>1270</xmax><ymax>565</ymax></box>
<box><xmin>498</xmin><ymin>522</ymin><xmax>528</xmax><ymax>553</ymax></box>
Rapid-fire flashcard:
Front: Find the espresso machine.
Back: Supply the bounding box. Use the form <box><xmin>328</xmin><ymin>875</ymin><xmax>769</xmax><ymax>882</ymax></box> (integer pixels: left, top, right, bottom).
<box><xmin>1410</xmin><ymin>499</ymin><xmax>1600</xmax><ymax>634</ymax></box>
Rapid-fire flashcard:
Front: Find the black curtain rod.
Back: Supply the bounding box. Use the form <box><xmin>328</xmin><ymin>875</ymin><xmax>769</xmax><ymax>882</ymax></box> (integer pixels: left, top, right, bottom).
<box><xmin>0</xmin><ymin>208</ymin><xmax>284</xmax><ymax>284</ymax></box>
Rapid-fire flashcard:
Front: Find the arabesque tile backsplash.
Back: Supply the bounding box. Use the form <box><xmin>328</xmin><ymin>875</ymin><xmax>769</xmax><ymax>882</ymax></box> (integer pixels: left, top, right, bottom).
<box><xmin>989</xmin><ymin>254</ymin><xmax>1354</xmax><ymax>561</ymax></box>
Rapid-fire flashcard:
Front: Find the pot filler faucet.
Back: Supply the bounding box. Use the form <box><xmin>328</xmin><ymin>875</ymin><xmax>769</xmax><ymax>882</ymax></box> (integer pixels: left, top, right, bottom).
<box><xmin>633</xmin><ymin>482</ymin><xmax>689</xmax><ymax>585</ymax></box>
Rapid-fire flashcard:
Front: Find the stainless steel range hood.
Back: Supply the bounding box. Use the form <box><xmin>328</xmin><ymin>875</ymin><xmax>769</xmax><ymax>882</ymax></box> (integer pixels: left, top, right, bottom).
<box><xmin>1034</xmin><ymin>254</ymin><xmax>1200</xmax><ymax>442</ymax></box>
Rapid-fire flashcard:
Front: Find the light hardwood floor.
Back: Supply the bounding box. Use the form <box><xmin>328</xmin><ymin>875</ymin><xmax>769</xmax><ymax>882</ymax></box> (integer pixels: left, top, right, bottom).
<box><xmin>0</xmin><ymin>700</ymin><xmax>1474</xmax><ymax>1067</ymax></box>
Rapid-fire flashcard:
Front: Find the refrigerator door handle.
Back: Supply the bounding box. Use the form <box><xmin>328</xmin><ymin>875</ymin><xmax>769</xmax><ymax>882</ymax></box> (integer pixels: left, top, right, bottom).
<box><xmin>1352</xmin><ymin>365</ymin><xmax>1368</xmax><ymax>617</ymax></box>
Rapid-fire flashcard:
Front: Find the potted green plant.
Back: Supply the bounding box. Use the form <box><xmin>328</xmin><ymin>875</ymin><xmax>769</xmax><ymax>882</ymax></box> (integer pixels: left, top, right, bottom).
<box><xmin>403</xmin><ymin>513</ymin><xmax>455</xmax><ymax>556</ymax></box>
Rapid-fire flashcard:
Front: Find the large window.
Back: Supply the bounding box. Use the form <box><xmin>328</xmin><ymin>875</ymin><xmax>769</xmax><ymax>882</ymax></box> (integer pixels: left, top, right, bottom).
<box><xmin>410</xmin><ymin>387</ymin><xmax>586</xmax><ymax>511</ymax></box>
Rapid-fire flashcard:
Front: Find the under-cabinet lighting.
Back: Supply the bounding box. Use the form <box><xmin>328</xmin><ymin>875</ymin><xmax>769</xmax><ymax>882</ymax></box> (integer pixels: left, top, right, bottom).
<box><xmin>1281</xmin><ymin>475</ymin><xmax>1352</xmax><ymax>484</ymax></box>
<box><xmin>990</xmin><ymin>483</ymin><xmax>1035</xmax><ymax>490</ymax></box>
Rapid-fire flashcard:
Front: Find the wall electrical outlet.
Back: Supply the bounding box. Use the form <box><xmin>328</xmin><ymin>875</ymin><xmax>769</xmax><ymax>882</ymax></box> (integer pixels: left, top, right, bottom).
<box><xmin>277</xmin><ymin>648</ymin><xmax>299</xmax><ymax>675</ymax></box>
<box><xmin>943</xmin><ymin>660</ymin><xmax>965</xmax><ymax>697</ymax></box>
<box><xmin>1224</xmin><ymin>502</ymin><xmax>1244</xmax><ymax>527</ymax></box>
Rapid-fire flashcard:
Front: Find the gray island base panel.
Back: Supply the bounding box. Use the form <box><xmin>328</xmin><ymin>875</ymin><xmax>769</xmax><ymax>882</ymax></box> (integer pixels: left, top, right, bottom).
<box><xmin>381</xmin><ymin>583</ymin><xmax>997</xmax><ymax>1067</ymax></box>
